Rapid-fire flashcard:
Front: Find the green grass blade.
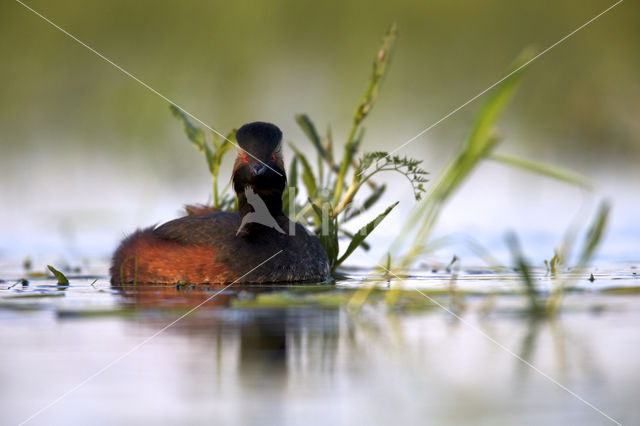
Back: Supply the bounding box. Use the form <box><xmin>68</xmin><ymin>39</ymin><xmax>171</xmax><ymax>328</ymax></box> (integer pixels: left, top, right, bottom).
<box><xmin>465</xmin><ymin>48</ymin><xmax>534</xmax><ymax>157</ymax></box>
<box><xmin>289</xmin><ymin>144</ymin><xmax>317</xmax><ymax>198</ymax></box>
<box><xmin>344</xmin><ymin>184</ymin><xmax>386</xmax><ymax>221</ymax></box>
<box><xmin>325</xmin><ymin>125</ymin><xmax>335</xmax><ymax>171</ymax></box>
<box><xmin>220</xmin><ymin>129</ymin><xmax>236</xmax><ymax>153</ymax></box>
<box><xmin>309</xmin><ymin>199</ymin><xmax>339</xmax><ymax>271</ymax></box>
<box><xmin>295</xmin><ymin>114</ymin><xmax>325</xmax><ymax>160</ymax></box>
<box><xmin>340</xmin><ymin>230</ymin><xmax>371</xmax><ymax>250</ymax></box>
<box><xmin>362</xmin><ymin>183</ymin><xmax>386</xmax><ymax>210</ymax></box>
<box><xmin>390</xmin><ymin>49</ymin><xmax>534</xmax><ymax>267</ymax></box>
<box><xmin>333</xmin><ymin>23</ymin><xmax>396</xmax><ymax>206</ymax></box>
<box><xmin>577</xmin><ymin>200</ymin><xmax>610</xmax><ymax>266</ymax></box>
<box><xmin>490</xmin><ymin>154</ymin><xmax>593</xmax><ymax>190</ymax></box>
<box><xmin>505</xmin><ymin>233</ymin><xmax>542</xmax><ymax>315</ymax></box>
<box><xmin>170</xmin><ymin>104</ymin><xmax>206</xmax><ymax>151</ymax></box>
<box><xmin>282</xmin><ymin>156</ymin><xmax>299</xmax><ymax>214</ymax></box>
<box><xmin>336</xmin><ymin>201</ymin><xmax>398</xmax><ymax>267</ymax></box>
<box><xmin>354</xmin><ymin>22</ymin><xmax>397</xmax><ymax>126</ymax></box>
<box><xmin>288</xmin><ymin>154</ymin><xmax>299</xmax><ymax>189</ymax></box>
<box><xmin>47</xmin><ymin>265</ymin><xmax>69</xmax><ymax>285</ymax></box>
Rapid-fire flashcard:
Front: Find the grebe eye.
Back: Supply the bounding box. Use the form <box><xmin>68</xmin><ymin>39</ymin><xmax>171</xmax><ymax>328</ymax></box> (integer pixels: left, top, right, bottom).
<box><xmin>270</xmin><ymin>153</ymin><xmax>276</xmax><ymax>162</ymax></box>
<box><xmin>243</xmin><ymin>153</ymin><xmax>248</xmax><ymax>163</ymax></box>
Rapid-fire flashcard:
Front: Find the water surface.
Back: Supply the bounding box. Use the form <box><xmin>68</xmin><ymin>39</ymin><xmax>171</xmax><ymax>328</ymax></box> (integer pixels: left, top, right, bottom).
<box><xmin>1</xmin><ymin>261</ymin><xmax>638</xmax><ymax>425</ymax></box>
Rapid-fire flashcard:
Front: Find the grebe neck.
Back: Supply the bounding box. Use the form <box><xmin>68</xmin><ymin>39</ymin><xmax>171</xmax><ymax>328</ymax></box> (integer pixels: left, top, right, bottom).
<box><xmin>237</xmin><ymin>189</ymin><xmax>285</xmax><ymax>221</ymax></box>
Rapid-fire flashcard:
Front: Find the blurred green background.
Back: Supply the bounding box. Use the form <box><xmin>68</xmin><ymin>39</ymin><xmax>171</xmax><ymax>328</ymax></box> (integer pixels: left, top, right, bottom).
<box><xmin>0</xmin><ymin>0</ymin><xmax>638</xmax><ymax>261</ymax></box>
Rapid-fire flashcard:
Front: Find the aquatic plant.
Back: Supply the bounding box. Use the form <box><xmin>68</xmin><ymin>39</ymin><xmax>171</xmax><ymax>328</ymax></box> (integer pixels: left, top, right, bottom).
<box><xmin>171</xmin><ymin>23</ymin><xmax>428</xmax><ymax>274</ymax></box>
<box><xmin>343</xmin><ymin>33</ymin><xmax>604</xmax><ymax>312</ymax></box>
<box><xmin>544</xmin><ymin>200</ymin><xmax>611</xmax><ymax>315</ymax></box>
<box><xmin>170</xmin><ymin>23</ymin><xmax>607</xmax><ymax>295</ymax></box>
<box><xmin>387</xmin><ymin>48</ymin><xmax>592</xmax><ymax>271</ymax></box>
<box><xmin>170</xmin><ymin>105</ymin><xmax>237</xmax><ymax>211</ymax></box>
<box><xmin>47</xmin><ymin>265</ymin><xmax>69</xmax><ymax>286</ymax></box>
<box><xmin>500</xmin><ymin>195</ymin><xmax>610</xmax><ymax>317</ymax></box>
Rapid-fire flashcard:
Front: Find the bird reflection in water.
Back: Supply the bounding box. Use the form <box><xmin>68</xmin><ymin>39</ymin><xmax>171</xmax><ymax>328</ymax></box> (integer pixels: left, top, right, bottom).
<box><xmin>114</xmin><ymin>282</ymin><xmax>340</xmax><ymax>387</ymax></box>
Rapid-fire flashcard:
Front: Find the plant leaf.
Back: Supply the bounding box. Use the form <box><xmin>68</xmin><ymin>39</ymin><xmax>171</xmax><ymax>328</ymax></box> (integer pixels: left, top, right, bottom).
<box><xmin>219</xmin><ymin>129</ymin><xmax>236</xmax><ymax>154</ymax></box>
<box><xmin>325</xmin><ymin>125</ymin><xmax>336</xmax><ymax>171</ymax></box>
<box><xmin>362</xmin><ymin>183</ymin><xmax>386</xmax><ymax>210</ymax></box>
<box><xmin>295</xmin><ymin>114</ymin><xmax>325</xmax><ymax>160</ymax></box>
<box><xmin>309</xmin><ymin>199</ymin><xmax>339</xmax><ymax>271</ymax></box>
<box><xmin>340</xmin><ymin>229</ymin><xmax>371</xmax><ymax>251</ymax></box>
<box><xmin>47</xmin><ymin>265</ymin><xmax>69</xmax><ymax>285</ymax></box>
<box><xmin>505</xmin><ymin>233</ymin><xmax>543</xmax><ymax>315</ymax></box>
<box><xmin>336</xmin><ymin>201</ymin><xmax>399</xmax><ymax>267</ymax></box>
<box><xmin>390</xmin><ymin>48</ymin><xmax>534</xmax><ymax>267</ymax></box>
<box><xmin>289</xmin><ymin>144</ymin><xmax>317</xmax><ymax>197</ymax></box>
<box><xmin>344</xmin><ymin>184</ymin><xmax>386</xmax><ymax>221</ymax></box>
<box><xmin>288</xmin><ymin>154</ymin><xmax>298</xmax><ymax>189</ymax></box>
<box><xmin>577</xmin><ymin>200</ymin><xmax>610</xmax><ymax>266</ymax></box>
<box><xmin>170</xmin><ymin>104</ymin><xmax>206</xmax><ymax>151</ymax></box>
<box><xmin>282</xmin><ymin>156</ymin><xmax>299</xmax><ymax>214</ymax></box>
<box><xmin>354</xmin><ymin>22</ymin><xmax>397</xmax><ymax>126</ymax></box>
<box><xmin>490</xmin><ymin>154</ymin><xmax>592</xmax><ymax>190</ymax></box>
<box><xmin>465</xmin><ymin>48</ymin><xmax>534</xmax><ymax>158</ymax></box>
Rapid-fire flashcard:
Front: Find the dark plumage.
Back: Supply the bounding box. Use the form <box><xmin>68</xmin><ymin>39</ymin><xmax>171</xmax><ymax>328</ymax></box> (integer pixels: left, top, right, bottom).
<box><xmin>110</xmin><ymin>122</ymin><xmax>329</xmax><ymax>285</ymax></box>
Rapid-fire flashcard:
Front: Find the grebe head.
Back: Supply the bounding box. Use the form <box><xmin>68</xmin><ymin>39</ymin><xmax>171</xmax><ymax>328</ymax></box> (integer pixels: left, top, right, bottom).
<box><xmin>233</xmin><ymin>122</ymin><xmax>286</xmax><ymax>197</ymax></box>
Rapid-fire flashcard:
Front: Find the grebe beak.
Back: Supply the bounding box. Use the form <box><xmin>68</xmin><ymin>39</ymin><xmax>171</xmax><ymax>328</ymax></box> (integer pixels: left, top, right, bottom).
<box><xmin>251</xmin><ymin>164</ymin><xmax>267</xmax><ymax>177</ymax></box>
